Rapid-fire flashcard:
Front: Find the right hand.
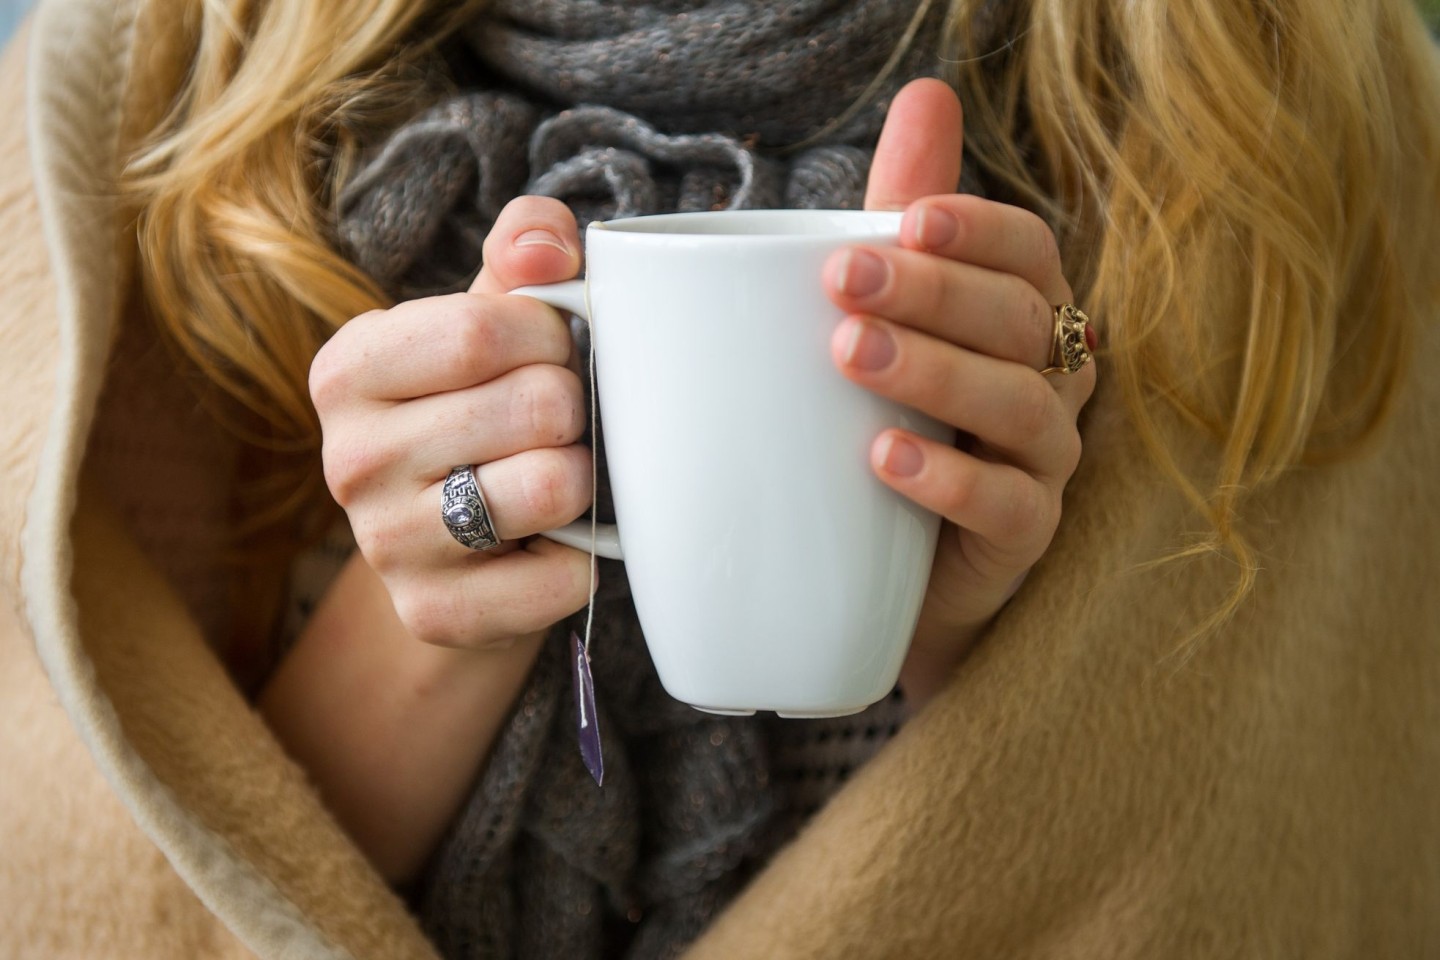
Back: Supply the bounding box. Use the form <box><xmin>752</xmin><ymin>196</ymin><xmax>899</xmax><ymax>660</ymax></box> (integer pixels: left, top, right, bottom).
<box><xmin>309</xmin><ymin>196</ymin><xmax>595</xmax><ymax>649</ymax></box>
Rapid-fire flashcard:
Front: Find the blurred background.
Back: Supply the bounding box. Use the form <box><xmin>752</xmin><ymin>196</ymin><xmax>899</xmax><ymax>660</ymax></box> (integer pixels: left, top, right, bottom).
<box><xmin>2</xmin><ymin>0</ymin><xmax>31</xmax><ymax>48</ymax></box>
<box><xmin>0</xmin><ymin>1</ymin><xmax>1438</xmax><ymax>75</ymax></box>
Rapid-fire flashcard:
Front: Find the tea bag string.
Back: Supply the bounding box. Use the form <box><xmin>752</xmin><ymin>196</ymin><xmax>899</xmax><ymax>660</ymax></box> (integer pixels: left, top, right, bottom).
<box><xmin>570</xmin><ymin>271</ymin><xmax>606</xmax><ymax>787</ymax></box>
<box><xmin>583</xmin><ymin>272</ymin><xmax>599</xmax><ymax>651</ymax></box>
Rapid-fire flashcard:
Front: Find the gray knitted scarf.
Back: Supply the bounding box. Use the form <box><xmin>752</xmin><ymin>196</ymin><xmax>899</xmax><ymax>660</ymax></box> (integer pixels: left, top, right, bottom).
<box><xmin>332</xmin><ymin>2</ymin><xmax>997</xmax><ymax>957</ymax></box>
<box><xmin>334</xmin><ymin>0</ymin><xmax>991</xmax><ymax>300</ymax></box>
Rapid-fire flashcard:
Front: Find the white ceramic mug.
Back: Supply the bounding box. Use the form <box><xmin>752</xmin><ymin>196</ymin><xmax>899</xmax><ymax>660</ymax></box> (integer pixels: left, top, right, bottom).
<box><xmin>512</xmin><ymin>209</ymin><xmax>953</xmax><ymax>717</ymax></box>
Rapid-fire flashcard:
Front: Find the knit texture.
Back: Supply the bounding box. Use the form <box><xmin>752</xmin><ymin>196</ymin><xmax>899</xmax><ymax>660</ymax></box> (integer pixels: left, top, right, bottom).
<box><xmin>331</xmin><ymin>2</ymin><xmax>974</xmax><ymax>957</ymax></box>
<box><xmin>334</xmin><ymin>0</ymin><xmax>979</xmax><ymax>300</ymax></box>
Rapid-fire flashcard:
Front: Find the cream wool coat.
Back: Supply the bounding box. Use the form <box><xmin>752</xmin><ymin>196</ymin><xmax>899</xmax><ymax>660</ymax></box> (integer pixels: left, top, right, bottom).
<box><xmin>3</xmin><ymin>1</ymin><xmax>1439</xmax><ymax>957</ymax></box>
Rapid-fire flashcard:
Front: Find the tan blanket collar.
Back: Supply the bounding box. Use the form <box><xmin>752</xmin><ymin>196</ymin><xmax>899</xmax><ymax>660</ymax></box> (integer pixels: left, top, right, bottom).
<box><xmin>14</xmin><ymin>1</ymin><xmax>437</xmax><ymax>956</ymax></box>
<box><xmin>12</xmin><ymin>2</ymin><xmax>1440</xmax><ymax>959</ymax></box>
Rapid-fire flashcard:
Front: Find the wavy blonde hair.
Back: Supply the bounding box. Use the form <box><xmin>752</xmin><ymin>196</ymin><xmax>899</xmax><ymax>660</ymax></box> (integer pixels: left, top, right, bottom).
<box><xmin>125</xmin><ymin>0</ymin><xmax>1440</xmax><ymax>635</ymax></box>
<box><xmin>126</xmin><ymin>0</ymin><xmax>488</xmax><ymax>555</ymax></box>
<box><xmin>945</xmin><ymin>0</ymin><xmax>1440</xmax><ymax>642</ymax></box>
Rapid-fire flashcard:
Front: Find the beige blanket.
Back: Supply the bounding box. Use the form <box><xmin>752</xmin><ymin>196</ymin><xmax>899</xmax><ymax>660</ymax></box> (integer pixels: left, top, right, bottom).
<box><xmin>2</xmin><ymin>2</ymin><xmax>1437</xmax><ymax>957</ymax></box>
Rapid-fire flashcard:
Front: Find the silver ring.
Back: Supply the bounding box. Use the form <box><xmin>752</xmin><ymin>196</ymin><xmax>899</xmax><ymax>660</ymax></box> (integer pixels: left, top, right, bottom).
<box><xmin>442</xmin><ymin>466</ymin><xmax>501</xmax><ymax>551</ymax></box>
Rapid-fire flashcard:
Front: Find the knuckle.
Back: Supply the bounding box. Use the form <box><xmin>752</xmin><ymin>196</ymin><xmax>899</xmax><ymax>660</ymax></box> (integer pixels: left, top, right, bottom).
<box><xmin>309</xmin><ymin>310</ymin><xmax>388</xmax><ymax>409</ymax></box>
<box><xmin>308</xmin><ymin>338</ymin><xmax>350</xmax><ymax>411</ymax></box>
<box><xmin>520</xmin><ymin>449</ymin><xmax>587</xmax><ymax>524</ymax></box>
<box><xmin>562</xmin><ymin>548</ymin><xmax>594</xmax><ymax>600</ymax></box>
<box><xmin>485</xmin><ymin>548</ymin><xmax>588</xmax><ymax>639</ymax></box>
<box><xmin>518</xmin><ymin>365</ymin><xmax>585</xmax><ymax>445</ymax></box>
<box><xmin>540</xmin><ymin>549</ymin><xmax>592</xmax><ymax>613</ymax></box>
<box><xmin>393</xmin><ymin>589</ymin><xmax>457</xmax><ymax>647</ymax></box>
<box><xmin>452</xmin><ymin>297</ymin><xmax>505</xmax><ymax>378</ymax></box>
<box><xmin>1057</xmin><ymin>428</ymin><xmax>1084</xmax><ymax>478</ymax></box>
<box><xmin>943</xmin><ymin>463</ymin><xmax>982</xmax><ymax>520</ymax></box>
<box><xmin>351</xmin><ymin>519</ymin><xmax>400</xmax><ymax>577</ymax></box>
<box><xmin>320</xmin><ymin>432</ymin><xmax>388</xmax><ymax>507</ymax></box>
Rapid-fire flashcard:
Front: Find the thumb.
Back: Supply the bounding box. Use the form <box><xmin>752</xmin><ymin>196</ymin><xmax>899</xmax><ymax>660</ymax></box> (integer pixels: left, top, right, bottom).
<box><xmin>864</xmin><ymin>78</ymin><xmax>963</xmax><ymax>212</ymax></box>
<box><xmin>470</xmin><ymin>196</ymin><xmax>582</xmax><ymax>295</ymax></box>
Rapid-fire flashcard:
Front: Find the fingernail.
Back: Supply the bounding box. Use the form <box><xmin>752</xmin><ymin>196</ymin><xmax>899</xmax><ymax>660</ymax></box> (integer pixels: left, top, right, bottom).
<box><xmin>842</xmin><ymin>319</ymin><xmax>897</xmax><ymax>371</ymax></box>
<box><xmin>838</xmin><ymin>249</ymin><xmax>889</xmax><ymax>298</ymax></box>
<box><xmin>1085</xmin><ymin>323</ymin><xmax>1099</xmax><ymax>351</ymax></box>
<box><xmin>914</xmin><ymin>206</ymin><xmax>958</xmax><ymax>249</ymax></box>
<box><xmin>514</xmin><ymin>228</ymin><xmax>571</xmax><ymax>255</ymax></box>
<box><xmin>879</xmin><ymin>434</ymin><xmax>924</xmax><ymax>478</ymax></box>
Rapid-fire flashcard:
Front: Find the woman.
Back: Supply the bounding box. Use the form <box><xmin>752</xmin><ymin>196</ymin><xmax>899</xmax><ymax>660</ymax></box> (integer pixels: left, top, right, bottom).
<box><xmin>1</xmin><ymin>0</ymin><xmax>1437</xmax><ymax>958</ymax></box>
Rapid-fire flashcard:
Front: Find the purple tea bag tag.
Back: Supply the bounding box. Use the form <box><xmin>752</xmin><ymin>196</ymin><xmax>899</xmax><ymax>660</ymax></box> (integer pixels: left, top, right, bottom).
<box><xmin>571</xmin><ymin>630</ymin><xmax>604</xmax><ymax>786</ymax></box>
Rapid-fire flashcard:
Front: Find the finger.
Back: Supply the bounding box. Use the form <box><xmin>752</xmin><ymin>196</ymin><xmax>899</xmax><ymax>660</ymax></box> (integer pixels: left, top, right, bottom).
<box><xmin>823</xmin><ymin>245</ymin><xmax>1055</xmax><ymax>370</ymax></box>
<box><xmin>354</xmin><ymin>444</ymin><xmax>590</xmax><ymax>576</ymax></box>
<box><xmin>871</xmin><ymin>429</ymin><xmax>1058</xmax><ymax>564</ymax></box>
<box><xmin>865</xmin><ymin>79</ymin><xmax>964</xmax><ymax>211</ymax></box>
<box><xmin>833</xmin><ymin>316</ymin><xmax>1086</xmax><ymax>482</ymax></box>
<box><xmin>310</xmin><ymin>293</ymin><xmax>573</xmax><ymax>405</ymax></box>
<box><xmin>470</xmin><ymin>196</ymin><xmax>582</xmax><ymax>295</ymax></box>
<box><xmin>393</xmin><ymin>537</ymin><xmax>593</xmax><ymax>648</ymax></box>
<box><xmin>900</xmin><ymin>194</ymin><xmax>1073</xmax><ymax>307</ymax></box>
<box><xmin>455</xmin><ymin>445</ymin><xmax>592</xmax><ymax>546</ymax></box>
<box><xmin>373</xmin><ymin>363</ymin><xmax>586</xmax><ymax>485</ymax></box>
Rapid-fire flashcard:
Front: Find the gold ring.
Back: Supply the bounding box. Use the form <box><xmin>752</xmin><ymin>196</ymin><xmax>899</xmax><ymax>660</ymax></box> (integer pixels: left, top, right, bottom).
<box><xmin>1040</xmin><ymin>303</ymin><xmax>1094</xmax><ymax>376</ymax></box>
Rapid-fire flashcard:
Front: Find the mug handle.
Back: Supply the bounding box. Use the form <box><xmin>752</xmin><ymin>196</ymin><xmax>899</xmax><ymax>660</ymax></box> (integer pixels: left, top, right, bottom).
<box><xmin>508</xmin><ymin>280</ymin><xmax>624</xmax><ymax>561</ymax></box>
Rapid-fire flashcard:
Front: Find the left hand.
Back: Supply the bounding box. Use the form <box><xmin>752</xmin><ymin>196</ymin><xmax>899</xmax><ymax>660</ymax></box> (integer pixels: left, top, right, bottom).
<box><xmin>824</xmin><ymin>79</ymin><xmax>1098</xmax><ymax>706</ymax></box>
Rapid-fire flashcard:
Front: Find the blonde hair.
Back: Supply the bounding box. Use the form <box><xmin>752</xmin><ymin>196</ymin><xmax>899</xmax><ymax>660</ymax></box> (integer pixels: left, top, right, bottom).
<box><xmin>126</xmin><ymin>0</ymin><xmax>487</xmax><ymax>555</ymax></box>
<box><xmin>946</xmin><ymin>0</ymin><xmax>1440</xmax><ymax>641</ymax></box>
<box><xmin>126</xmin><ymin>0</ymin><xmax>1440</xmax><ymax>632</ymax></box>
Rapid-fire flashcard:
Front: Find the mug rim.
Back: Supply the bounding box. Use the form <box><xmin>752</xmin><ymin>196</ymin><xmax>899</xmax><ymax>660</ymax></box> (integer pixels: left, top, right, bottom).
<box><xmin>588</xmin><ymin>208</ymin><xmax>903</xmax><ymax>242</ymax></box>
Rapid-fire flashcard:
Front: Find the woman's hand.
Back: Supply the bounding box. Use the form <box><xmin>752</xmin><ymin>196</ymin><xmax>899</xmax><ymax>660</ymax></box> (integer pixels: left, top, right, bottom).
<box><xmin>309</xmin><ymin>196</ymin><xmax>595</xmax><ymax>650</ymax></box>
<box><xmin>268</xmin><ymin>197</ymin><xmax>596</xmax><ymax>884</ymax></box>
<box><xmin>826</xmin><ymin>79</ymin><xmax>1098</xmax><ymax>705</ymax></box>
